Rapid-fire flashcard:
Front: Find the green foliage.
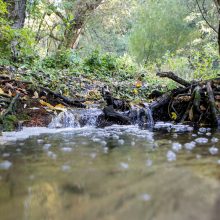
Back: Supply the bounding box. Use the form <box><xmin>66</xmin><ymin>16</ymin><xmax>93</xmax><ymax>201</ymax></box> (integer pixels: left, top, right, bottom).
<box><xmin>129</xmin><ymin>0</ymin><xmax>198</xmax><ymax>63</ymax></box>
<box><xmin>41</xmin><ymin>49</ymin><xmax>81</xmax><ymax>69</ymax></box>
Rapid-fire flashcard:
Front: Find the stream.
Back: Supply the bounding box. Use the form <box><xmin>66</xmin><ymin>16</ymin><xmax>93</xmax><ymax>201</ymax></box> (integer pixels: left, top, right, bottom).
<box><xmin>0</xmin><ymin>109</ymin><xmax>220</xmax><ymax>220</ymax></box>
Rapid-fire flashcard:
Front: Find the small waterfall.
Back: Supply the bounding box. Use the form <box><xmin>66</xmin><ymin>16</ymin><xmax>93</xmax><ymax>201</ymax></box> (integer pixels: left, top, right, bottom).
<box><xmin>49</xmin><ymin>109</ymin><xmax>103</xmax><ymax>128</ymax></box>
<box><xmin>145</xmin><ymin>106</ymin><xmax>154</xmax><ymax>126</ymax></box>
<box><xmin>136</xmin><ymin>106</ymin><xmax>154</xmax><ymax>127</ymax></box>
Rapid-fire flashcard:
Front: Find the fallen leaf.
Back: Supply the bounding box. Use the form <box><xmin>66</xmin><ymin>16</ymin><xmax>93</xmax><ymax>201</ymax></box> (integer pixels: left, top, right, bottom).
<box><xmin>171</xmin><ymin>112</ymin><xmax>177</xmax><ymax>120</ymax></box>
<box><xmin>39</xmin><ymin>100</ymin><xmax>54</xmax><ymax>109</ymax></box>
<box><xmin>135</xmin><ymin>80</ymin><xmax>142</xmax><ymax>88</ymax></box>
<box><xmin>32</xmin><ymin>91</ymin><xmax>39</xmax><ymax>99</ymax></box>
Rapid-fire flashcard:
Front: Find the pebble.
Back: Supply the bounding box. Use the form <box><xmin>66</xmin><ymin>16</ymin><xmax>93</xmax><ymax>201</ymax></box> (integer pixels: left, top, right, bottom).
<box><xmin>131</xmin><ymin>141</ymin><xmax>135</xmax><ymax>146</ymax></box>
<box><xmin>184</xmin><ymin>141</ymin><xmax>196</xmax><ymax>150</ymax></box>
<box><xmin>195</xmin><ymin>137</ymin><xmax>208</xmax><ymax>144</ymax></box>
<box><xmin>0</xmin><ymin>160</ymin><xmax>12</xmax><ymax>170</ymax></box>
<box><xmin>209</xmin><ymin>146</ymin><xmax>219</xmax><ymax>155</ymax></box>
<box><xmin>166</xmin><ymin>150</ymin><xmax>176</xmax><ymax>162</ymax></box>
<box><xmin>172</xmin><ymin>142</ymin><xmax>182</xmax><ymax>152</ymax></box>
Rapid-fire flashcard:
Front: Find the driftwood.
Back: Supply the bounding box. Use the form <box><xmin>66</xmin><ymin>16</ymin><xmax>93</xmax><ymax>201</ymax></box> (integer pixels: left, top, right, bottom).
<box><xmin>3</xmin><ymin>93</ymin><xmax>20</xmax><ymax>117</ymax></box>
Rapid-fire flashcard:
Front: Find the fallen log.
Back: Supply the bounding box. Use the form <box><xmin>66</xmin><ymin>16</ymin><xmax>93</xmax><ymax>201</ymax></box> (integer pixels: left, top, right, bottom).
<box><xmin>157</xmin><ymin>71</ymin><xmax>191</xmax><ymax>87</ymax></box>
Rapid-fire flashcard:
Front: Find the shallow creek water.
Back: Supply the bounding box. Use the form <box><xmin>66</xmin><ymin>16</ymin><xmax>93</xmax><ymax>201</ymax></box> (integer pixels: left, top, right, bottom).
<box><xmin>0</xmin><ymin>124</ymin><xmax>220</xmax><ymax>220</ymax></box>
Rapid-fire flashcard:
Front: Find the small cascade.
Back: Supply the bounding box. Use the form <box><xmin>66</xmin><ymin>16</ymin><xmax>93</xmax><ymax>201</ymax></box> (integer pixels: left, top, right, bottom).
<box><xmin>128</xmin><ymin>106</ymin><xmax>154</xmax><ymax>127</ymax></box>
<box><xmin>48</xmin><ymin>109</ymin><xmax>103</xmax><ymax>128</ymax></box>
<box><xmin>145</xmin><ymin>106</ymin><xmax>154</xmax><ymax>126</ymax></box>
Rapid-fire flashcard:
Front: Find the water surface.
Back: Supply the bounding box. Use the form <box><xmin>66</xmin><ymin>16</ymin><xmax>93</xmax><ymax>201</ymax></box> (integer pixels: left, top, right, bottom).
<box><xmin>0</xmin><ymin>125</ymin><xmax>220</xmax><ymax>220</ymax></box>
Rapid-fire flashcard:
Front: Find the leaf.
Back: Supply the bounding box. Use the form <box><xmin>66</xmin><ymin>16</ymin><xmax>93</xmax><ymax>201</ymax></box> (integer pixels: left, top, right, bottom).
<box><xmin>135</xmin><ymin>80</ymin><xmax>142</xmax><ymax>88</ymax></box>
<box><xmin>8</xmin><ymin>90</ymin><xmax>12</xmax><ymax>97</ymax></box>
<box><xmin>171</xmin><ymin>112</ymin><xmax>177</xmax><ymax>120</ymax></box>
<box><xmin>39</xmin><ymin>100</ymin><xmax>54</xmax><ymax>109</ymax></box>
<box><xmin>189</xmin><ymin>107</ymin><xmax>193</xmax><ymax>121</ymax></box>
<box><xmin>54</xmin><ymin>104</ymin><xmax>66</xmax><ymax>111</ymax></box>
<box><xmin>32</xmin><ymin>91</ymin><xmax>39</xmax><ymax>99</ymax></box>
<box><xmin>133</xmin><ymin>88</ymin><xmax>138</xmax><ymax>95</ymax></box>
<box><xmin>0</xmin><ymin>88</ymin><xmax>4</xmax><ymax>95</ymax></box>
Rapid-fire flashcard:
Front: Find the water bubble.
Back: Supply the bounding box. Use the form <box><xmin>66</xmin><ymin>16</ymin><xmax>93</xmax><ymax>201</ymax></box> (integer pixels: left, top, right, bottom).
<box><xmin>139</xmin><ymin>193</ymin><xmax>151</xmax><ymax>201</ymax></box>
<box><xmin>112</xmin><ymin>134</ymin><xmax>119</xmax><ymax>140</ymax></box>
<box><xmin>100</xmin><ymin>141</ymin><xmax>107</xmax><ymax>146</ymax></box>
<box><xmin>92</xmin><ymin>138</ymin><xmax>101</xmax><ymax>142</ymax></box>
<box><xmin>0</xmin><ymin>160</ymin><xmax>12</xmax><ymax>170</ymax></box>
<box><xmin>166</xmin><ymin>150</ymin><xmax>176</xmax><ymax>162</ymax></box>
<box><xmin>195</xmin><ymin>137</ymin><xmax>208</xmax><ymax>144</ymax></box>
<box><xmin>47</xmin><ymin>151</ymin><xmax>57</xmax><ymax>159</ymax></box>
<box><xmin>172</xmin><ymin>142</ymin><xmax>182</xmax><ymax>152</ymax></box>
<box><xmin>103</xmin><ymin>147</ymin><xmax>108</xmax><ymax>154</ymax></box>
<box><xmin>118</xmin><ymin>139</ymin><xmax>125</xmax><ymax>145</ymax></box>
<box><xmin>209</xmin><ymin>146</ymin><xmax>218</xmax><ymax>155</ymax></box>
<box><xmin>37</xmin><ymin>139</ymin><xmax>44</xmax><ymax>144</ymax></box>
<box><xmin>196</xmin><ymin>154</ymin><xmax>202</xmax><ymax>159</ymax></box>
<box><xmin>61</xmin><ymin>147</ymin><xmax>72</xmax><ymax>152</ymax></box>
<box><xmin>61</xmin><ymin>165</ymin><xmax>71</xmax><ymax>172</ymax></box>
<box><xmin>120</xmin><ymin>162</ymin><xmax>129</xmax><ymax>169</ymax></box>
<box><xmin>43</xmin><ymin>144</ymin><xmax>51</xmax><ymax>150</ymax></box>
<box><xmin>2</xmin><ymin>153</ymin><xmax>10</xmax><ymax>158</ymax></box>
<box><xmin>206</xmin><ymin>132</ymin><xmax>212</xmax><ymax>136</ymax></box>
<box><xmin>90</xmin><ymin>153</ymin><xmax>97</xmax><ymax>159</ymax></box>
<box><xmin>184</xmin><ymin>141</ymin><xmax>196</xmax><ymax>150</ymax></box>
<box><xmin>146</xmin><ymin>159</ymin><xmax>153</xmax><ymax>167</ymax></box>
<box><xmin>192</xmin><ymin>134</ymin><xmax>197</xmax><ymax>137</ymax></box>
<box><xmin>211</xmin><ymin>137</ymin><xmax>219</xmax><ymax>143</ymax></box>
<box><xmin>199</xmin><ymin>128</ymin><xmax>207</xmax><ymax>133</ymax></box>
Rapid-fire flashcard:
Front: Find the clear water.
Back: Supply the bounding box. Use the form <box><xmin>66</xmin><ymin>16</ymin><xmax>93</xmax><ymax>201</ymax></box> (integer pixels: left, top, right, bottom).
<box><xmin>0</xmin><ymin>125</ymin><xmax>220</xmax><ymax>220</ymax></box>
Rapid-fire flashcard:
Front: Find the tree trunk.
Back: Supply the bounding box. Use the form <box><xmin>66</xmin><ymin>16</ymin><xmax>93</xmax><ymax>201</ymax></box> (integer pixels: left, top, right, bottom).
<box><xmin>60</xmin><ymin>0</ymin><xmax>105</xmax><ymax>49</ymax></box>
<box><xmin>4</xmin><ymin>0</ymin><xmax>26</xmax><ymax>29</ymax></box>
